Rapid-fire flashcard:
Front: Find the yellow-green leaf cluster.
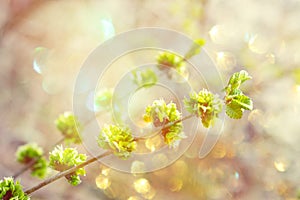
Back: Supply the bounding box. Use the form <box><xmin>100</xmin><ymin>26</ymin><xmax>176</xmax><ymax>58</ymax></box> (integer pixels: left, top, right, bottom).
<box><xmin>156</xmin><ymin>52</ymin><xmax>186</xmax><ymax>78</ymax></box>
<box><xmin>132</xmin><ymin>68</ymin><xmax>157</xmax><ymax>88</ymax></box>
<box><xmin>143</xmin><ymin>99</ymin><xmax>185</xmax><ymax>148</ymax></box>
<box><xmin>0</xmin><ymin>177</ymin><xmax>29</xmax><ymax>200</ymax></box>
<box><xmin>184</xmin><ymin>89</ymin><xmax>222</xmax><ymax>128</ymax></box>
<box><xmin>49</xmin><ymin>145</ymin><xmax>87</xmax><ymax>186</ymax></box>
<box><xmin>224</xmin><ymin>70</ymin><xmax>253</xmax><ymax>119</ymax></box>
<box><xmin>15</xmin><ymin>143</ymin><xmax>48</xmax><ymax>179</ymax></box>
<box><xmin>98</xmin><ymin>124</ymin><xmax>137</xmax><ymax>159</ymax></box>
<box><xmin>55</xmin><ymin>112</ymin><xmax>82</xmax><ymax>144</ymax></box>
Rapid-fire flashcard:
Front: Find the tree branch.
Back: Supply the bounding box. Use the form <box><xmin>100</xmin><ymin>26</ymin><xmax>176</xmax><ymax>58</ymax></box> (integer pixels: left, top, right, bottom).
<box><xmin>24</xmin><ymin>151</ymin><xmax>112</xmax><ymax>195</ymax></box>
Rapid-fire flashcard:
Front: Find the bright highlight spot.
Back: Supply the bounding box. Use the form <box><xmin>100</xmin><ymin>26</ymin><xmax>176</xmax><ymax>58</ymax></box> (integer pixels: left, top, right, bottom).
<box><xmin>216</xmin><ymin>51</ymin><xmax>236</xmax><ymax>70</ymax></box>
<box><xmin>101</xmin><ymin>168</ymin><xmax>110</xmax><ymax>176</ymax></box>
<box><xmin>209</xmin><ymin>25</ymin><xmax>219</xmax><ymax>41</ymax></box>
<box><xmin>296</xmin><ymin>85</ymin><xmax>300</xmax><ymax>93</ymax></box>
<box><xmin>96</xmin><ymin>174</ymin><xmax>111</xmax><ymax>189</ymax></box>
<box><xmin>100</xmin><ymin>19</ymin><xmax>115</xmax><ymax>40</ymax></box>
<box><xmin>248</xmin><ymin>34</ymin><xmax>269</xmax><ymax>54</ymax></box>
<box><xmin>274</xmin><ymin>160</ymin><xmax>288</xmax><ymax>172</ymax></box>
<box><xmin>33</xmin><ymin>47</ymin><xmax>49</xmax><ymax>74</ymax></box>
<box><xmin>145</xmin><ymin>135</ymin><xmax>162</xmax><ymax>152</ymax></box>
<box><xmin>131</xmin><ymin>161</ymin><xmax>146</xmax><ymax>174</ymax></box>
<box><xmin>234</xmin><ymin>171</ymin><xmax>240</xmax><ymax>179</ymax></box>
<box><xmin>133</xmin><ymin>178</ymin><xmax>151</xmax><ymax>194</ymax></box>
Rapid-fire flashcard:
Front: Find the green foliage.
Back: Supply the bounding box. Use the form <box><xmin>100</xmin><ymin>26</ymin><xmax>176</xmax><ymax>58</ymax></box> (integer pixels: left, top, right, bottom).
<box><xmin>184</xmin><ymin>38</ymin><xmax>206</xmax><ymax>60</ymax></box>
<box><xmin>0</xmin><ymin>177</ymin><xmax>29</xmax><ymax>200</ymax></box>
<box><xmin>184</xmin><ymin>89</ymin><xmax>222</xmax><ymax>128</ymax></box>
<box><xmin>31</xmin><ymin>158</ymin><xmax>48</xmax><ymax>179</ymax></box>
<box><xmin>94</xmin><ymin>88</ymin><xmax>113</xmax><ymax>111</ymax></box>
<box><xmin>143</xmin><ymin>99</ymin><xmax>185</xmax><ymax>147</ymax></box>
<box><xmin>49</xmin><ymin>145</ymin><xmax>87</xmax><ymax>186</ymax></box>
<box><xmin>98</xmin><ymin>124</ymin><xmax>137</xmax><ymax>159</ymax></box>
<box><xmin>224</xmin><ymin>70</ymin><xmax>253</xmax><ymax>119</ymax></box>
<box><xmin>157</xmin><ymin>52</ymin><xmax>183</xmax><ymax>69</ymax></box>
<box><xmin>156</xmin><ymin>52</ymin><xmax>186</xmax><ymax>78</ymax></box>
<box><xmin>132</xmin><ymin>68</ymin><xmax>157</xmax><ymax>88</ymax></box>
<box><xmin>55</xmin><ymin>112</ymin><xmax>82</xmax><ymax>144</ymax></box>
<box><xmin>15</xmin><ymin>143</ymin><xmax>48</xmax><ymax>179</ymax></box>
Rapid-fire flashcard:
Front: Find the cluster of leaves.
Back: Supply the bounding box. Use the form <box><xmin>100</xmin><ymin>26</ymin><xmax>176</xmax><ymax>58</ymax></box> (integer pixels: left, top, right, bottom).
<box><xmin>15</xmin><ymin>143</ymin><xmax>48</xmax><ymax>179</ymax></box>
<box><xmin>184</xmin><ymin>89</ymin><xmax>223</xmax><ymax>128</ymax></box>
<box><xmin>0</xmin><ymin>177</ymin><xmax>29</xmax><ymax>200</ymax></box>
<box><xmin>55</xmin><ymin>112</ymin><xmax>82</xmax><ymax>144</ymax></box>
<box><xmin>143</xmin><ymin>100</ymin><xmax>185</xmax><ymax>147</ymax></box>
<box><xmin>49</xmin><ymin>145</ymin><xmax>87</xmax><ymax>186</ymax></box>
<box><xmin>131</xmin><ymin>68</ymin><xmax>157</xmax><ymax>88</ymax></box>
<box><xmin>224</xmin><ymin>70</ymin><xmax>253</xmax><ymax>119</ymax></box>
<box><xmin>156</xmin><ymin>52</ymin><xmax>186</xmax><ymax>78</ymax></box>
<box><xmin>98</xmin><ymin>124</ymin><xmax>137</xmax><ymax>159</ymax></box>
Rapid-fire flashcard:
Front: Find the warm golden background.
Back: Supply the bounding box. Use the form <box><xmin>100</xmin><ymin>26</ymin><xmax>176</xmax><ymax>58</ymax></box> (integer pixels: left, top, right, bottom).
<box><xmin>0</xmin><ymin>0</ymin><xmax>300</xmax><ymax>199</ymax></box>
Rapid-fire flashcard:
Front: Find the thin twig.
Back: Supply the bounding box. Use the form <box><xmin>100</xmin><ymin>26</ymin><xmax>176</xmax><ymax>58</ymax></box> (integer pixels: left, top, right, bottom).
<box><xmin>24</xmin><ymin>151</ymin><xmax>112</xmax><ymax>195</ymax></box>
<box><xmin>12</xmin><ymin>159</ymin><xmax>37</xmax><ymax>179</ymax></box>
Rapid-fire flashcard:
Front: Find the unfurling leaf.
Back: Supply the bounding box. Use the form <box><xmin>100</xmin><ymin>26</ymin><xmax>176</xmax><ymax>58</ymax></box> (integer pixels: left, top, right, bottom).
<box><xmin>224</xmin><ymin>70</ymin><xmax>253</xmax><ymax>119</ymax></box>
<box><xmin>144</xmin><ymin>99</ymin><xmax>185</xmax><ymax>148</ymax></box>
<box><xmin>184</xmin><ymin>38</ymin><xmax>205</xmax><ymax>60</ymax></box>
<box><xmin>49</xmin><ymin>145</ymin><xmax>87</xmax><ymax>186</ymax></box>
<box><xmin>98</xmin><ymin>124</ymin><xmax>137</xmax><ymax>159</ymax></box>
<box><xmin>15</xmin><ymin>143</ymin><xmax>48</xmax><ymax>179</ymax></box>
<box><xmin>184</xmin><ymin>89</ymin><xmax>222</xmax><ymax>128</ymax></box>
<box><xmin>0</xmin><ymin>177</ymin><xmax>29</xmax><ymax>200</ymax></box>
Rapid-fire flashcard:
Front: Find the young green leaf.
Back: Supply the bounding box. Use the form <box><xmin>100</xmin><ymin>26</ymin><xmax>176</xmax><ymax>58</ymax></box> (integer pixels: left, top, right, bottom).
<box><xmin>98</xmin><ymin>124</ymin><xmax>137</xmax><ymax>159</ymax></box>
<box><xmin>225</xmin><ymin>101</ymin><xmax>243</xmax><ymax>119</ymax></box>
<box><xmin>49</xmin><ymin>145</ymin><xmax>87</xmax><ymax>186</ymax></box>
<box><xmin>0</xmin><ymin>177</ymin><xmax>29</xmax><ymax>200</ymax></box>
<box><xmin>156</xmin><ymin>52</ymin><xmax>187</xmax><ymax>79</ymax></box>
<box><xmin>15</xmin><ymin>143</ymin><xmax>48</xmax><ymax>179</ymax></box>
<box><xmin>225</xmin><ymin>70</ymin><xmax>252</xmax><ymax>95</ymax></box>
<box><xmin>143</xmin><ymin>99</ymin><xmax>185</xmax><ymax>148</ymax></box>
<box><xmin>184</xmin><ymin>38</ymin><xmax>205</xmax><ymax>60</ymax></box>
<box><xmin>132</xmin><ymin>68</ymin><xmax>157</xmax><ymax>88</ymax></box>
<box><xmin>224</xmin><ymin>70</ymin><xmax>253</xmax><ymax>119</ymax></box>
<box><xmin>184</xmin><ymin>89</ymin><xmax>222</xmax><ymax>128</ymax></box>
<box><xmin>55</xmin><ymin>112</ymin><xmax>82</xmax><ymax>144</ymax></box>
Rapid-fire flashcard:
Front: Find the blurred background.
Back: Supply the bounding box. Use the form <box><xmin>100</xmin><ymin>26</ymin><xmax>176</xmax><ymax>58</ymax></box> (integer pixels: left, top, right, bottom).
<box><xmin>0</xmin><ymin>0</ymin><xmax>300</xmax><ymax>199</ymax></box>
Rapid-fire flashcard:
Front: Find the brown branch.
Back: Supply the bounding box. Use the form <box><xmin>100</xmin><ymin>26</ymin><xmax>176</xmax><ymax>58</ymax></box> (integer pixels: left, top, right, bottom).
<box><xmin>12</xmin><ymin>159</ymin><xmax>37</xmax><ymax>179</ymax></box>
<box><xmin>24</xmin><ymin>151</ymin><xmax>112</xmax><ymax>195</ymax></box>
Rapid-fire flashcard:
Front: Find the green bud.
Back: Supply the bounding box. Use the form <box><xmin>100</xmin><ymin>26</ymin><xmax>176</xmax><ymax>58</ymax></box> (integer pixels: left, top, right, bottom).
<box><xmin>49</xmin><ymin>145</ymin><xmax>87</xmax><ymax>186</ymax></box>
<box><xmin>144</xmin><ymin>99</ymin><xmax>185</xmax><ymax>148</ymax></box>
<box><xmin>184</xmin><ymin>89</ymin><xmax>222</xmax><ymax>128</ymax></box>
<box><xmin>55</xmin><ymin>112</ymin><xmax>82</xmax><ymax>144</ymax></box>
<box><xmin>15</xmin><ymin>143</ymin><xmax>48</xmax><ymax>179</ymax></box>
<box><xmin>98</xmin><ymin>124</ymin><xmax>137</xmax><ymax>159</ymax></box>
<box><xmin>0</xmin><ymin>177</ymin><xmax>29</xmax><ymax>200</ymax></box>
